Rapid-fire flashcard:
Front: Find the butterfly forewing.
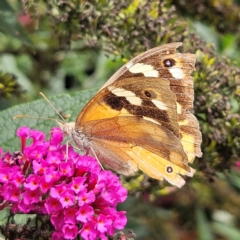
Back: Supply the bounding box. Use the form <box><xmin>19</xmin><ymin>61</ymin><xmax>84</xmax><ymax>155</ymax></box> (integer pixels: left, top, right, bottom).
<box><xmin>99</xmin><ymin>42</ymin><xmax>202</xmax><ymax>161</ymax></box>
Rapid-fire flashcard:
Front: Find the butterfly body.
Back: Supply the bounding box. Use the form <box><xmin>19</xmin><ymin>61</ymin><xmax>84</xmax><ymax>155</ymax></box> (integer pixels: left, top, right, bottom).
<box><xmin>59</xmin><ymin>42</ymin><xmax>202</xmax><ymax>188</ymax></box>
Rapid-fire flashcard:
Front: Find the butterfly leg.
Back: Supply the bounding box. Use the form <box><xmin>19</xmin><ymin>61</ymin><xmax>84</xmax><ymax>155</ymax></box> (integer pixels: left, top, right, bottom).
<box><xmin>64</xmin><ymin>140</ymin><xmax>74</xmax><ymax>161</ymax></box>
<box><xmin>89</xmin><ymin>146</ymin><xmax>105</xmax><ymax>170</ymax></box>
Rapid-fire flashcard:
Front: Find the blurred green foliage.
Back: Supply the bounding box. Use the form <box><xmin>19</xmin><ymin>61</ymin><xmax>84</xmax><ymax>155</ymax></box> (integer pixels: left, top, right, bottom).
<box><xmin>0</xmin><ymin>0</ymin><xmax>240</xmax><ymax>239</ymax></box>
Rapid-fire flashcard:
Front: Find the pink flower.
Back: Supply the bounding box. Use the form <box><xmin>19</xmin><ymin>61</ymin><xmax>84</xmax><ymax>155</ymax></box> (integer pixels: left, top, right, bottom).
<box><xmin>101</xmin><ymin>208</ymin><xmax>127</xmax><ymax>234</ymax></box>
<box><xmin>0</xmin><ymin>126</ymin><xmax>128</xmax><ymax>239</ymax></box>
<box><xmin>4</xmin><ymin>183</ymin><xmax>21</xmax><ymax>202</ymax></box>
<box><xmin>39</xmin><ymin>178</ymin><xmax>53</xmax><ymax>193</ymax></box>
<box><xmin>51</xmin><ymin>210</ymin><xmax>65</xmax><ymax>230</ymax></box>
<box><xmin>16</xmin><ymin>126</ymin><xmax>30</xmax><ymax>138</ymax></box>
<box><xmin>64</xmin><ymin>206</ymin><xmax>78</xmax><ymax>224</ymax></box>
<box><xmin>50</xmin><ymin>181</ymin><xmax>67</xmax><ymax>198</ymax></box>
<box><xmin>24</xmin><ymin>143</ymin><xmax>47</xmax><ymax>161</ymax></box>
<box><xmin>32</xmin><ymin>160</ymin><xmax>48</xmax><ymax>175</ymax></box>
<box><xmin>22</xmin><ymin>189</ymin><xmax>41</xmax><ymax>204</ymax></box>
<box><xmin>78</xmin><ymin>190</ymin><xmax>96</xmax><ymax>206</ymax></box>
<box><xmin>0</xmin><ymin>169</ymin><xmax>10</xmax><ymax>183</ymax></box>
<box><xmin>45</xmin><ymin>197</ymin><xmax>62</xmax><ymax>214</ymax></box>
<box><xmin>1</xmin><ymin>152</ymin><xmax>14</xmax><ymax>165</ymax></box>
<box><xmin>18</xmin><ymin>200</ymin><xmax>35</xmax><ymax>213</ymax></box>
<box><xmin>76</xmin><ymin>204</ymin><xmax>94</xmax><ymax>223</ymax></box>
<box><xmin>30</xmin><ymin>129</ymin><xmax>45</xmax><ymax>142</ymax></box>
<box><xmin>11</xmin><ymin>172</ymin><xmax>25</xmax><ymax>187</ymax></box>
<box><xmin>69</xmin><ymin>176</ymin><xmax>87</xmax><ymax>194</ymax></box>
<box><xmin>51</xmin><ymin>231</ymin><xmax>64</xmax><ymax>240</ymax></box>
<box><xmin>24</xmin><ymin>174</ymin><xmax>40</xmax><ymax>190</ymax></box>
<box><xmin>45</xmin><ymin>151</ymin><xmax>62</xmax><ymax>166</ymax></box>
<box><xmin>62</xmin><ymin>224</ymin><xmax>78</xmax><ymax>239</ymax></box>
<box><xmin>79</xmin><ymin>221</ymin><xmax>98</xmax><ymax>240</ymax></box>
<box><xmin>60</xmin><ymin>161</ymin><xmax>74</xmax><ymax>177</ymax></box>
<box><xmin>59</xmin><ymin>189</ymin><xmax>75</xmax><ymax>208</ymax></box>
<box><xmin>97</xmin><ymin>214</ymin><xmax>112</xmax><ymax>233</ymax></box>
<box><xmin>44</xmin><ymin>168</ymin><xmax>61</xmax><ymax>183</ymax></box>
<box><xmin>113</xmin><ymin>211</ymin><xmax>127</xmax><ymax>230</ymax></box>
<box><xmin>50</xmin><ymin>127</ymin><xmax>63</xmax><ymax>146</ymax></box>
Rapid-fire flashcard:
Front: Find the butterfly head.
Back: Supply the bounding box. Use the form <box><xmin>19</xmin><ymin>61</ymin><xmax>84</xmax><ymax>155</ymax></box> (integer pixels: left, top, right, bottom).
<box><xmin>57</xmin><ymin>121</ymin><xmax>75</xmax><ymax>136</ymax></box>
<box><xmin>57</xmin><ymin>120</ymin><xmax>90</xmax><ymax>154</ymax></box>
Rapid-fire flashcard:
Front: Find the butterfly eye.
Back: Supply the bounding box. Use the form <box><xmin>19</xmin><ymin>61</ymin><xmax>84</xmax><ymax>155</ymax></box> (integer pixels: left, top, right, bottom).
<box><xmin>163</xmin><ymin>58</ymin><xmax>176</xmax><ymax>68</ymax></box>
<box><xmin>166</xmin><ymin>166</ymin><xmax>173</xmax><ymax>173</ymax></box>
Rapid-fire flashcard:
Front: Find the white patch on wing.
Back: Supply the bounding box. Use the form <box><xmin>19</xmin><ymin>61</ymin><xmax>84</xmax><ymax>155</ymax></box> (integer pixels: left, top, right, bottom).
<box><xmin>110</xmin><ymin>87</ymin><xmax>142</xmax><ymax>106</ymax></box>
<box><xmin>152</xmin><ymin>99</ymin><xmax>168</xmax><ymax>110</ymax></box>
<box><xmin>176</xmin><ymin>102</ymin><xmax>182</xmax><ymax>114</ymax></box>
<box><xmin>169</xmin><ymin>66</ymin><xmax>184</xmax><ymax>79</ymax></box>
<box><xmin>128</xmin><ymin>63</ymin><xmax>158</xmax><ymax>77</ymax></box>
<box><xmin>143</xmin><ymin>116</ymin><xmax>160</xmax><ymax>125</ymax></box>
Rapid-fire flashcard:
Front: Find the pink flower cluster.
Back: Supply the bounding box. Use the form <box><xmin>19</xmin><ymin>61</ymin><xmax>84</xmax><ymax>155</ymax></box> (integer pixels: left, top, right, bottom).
<box><xmin>0</xmin><ymin>127</ymin><xmax>128</xmax><ymax>240</ymax></box>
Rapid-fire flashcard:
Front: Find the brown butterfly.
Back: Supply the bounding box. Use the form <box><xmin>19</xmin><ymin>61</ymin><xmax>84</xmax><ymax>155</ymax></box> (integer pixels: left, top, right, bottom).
<box><xmin>59</xmin><ymin>42</ymin><xmax>202</xmax><ymax>188</ymax></box>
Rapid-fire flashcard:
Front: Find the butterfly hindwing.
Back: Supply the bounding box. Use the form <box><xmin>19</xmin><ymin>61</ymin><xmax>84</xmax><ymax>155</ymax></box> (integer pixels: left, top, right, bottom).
<box><xmin>82</xmin><ymin>116</ymin><xmax>193</xmax><ymax>188</ymax></box>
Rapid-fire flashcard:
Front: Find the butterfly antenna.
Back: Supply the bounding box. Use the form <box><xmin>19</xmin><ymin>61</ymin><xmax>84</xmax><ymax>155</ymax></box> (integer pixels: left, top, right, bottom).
<box><xmin>14</xmin><ymin>115</ymin><xmax>64</xmax><ymax>123</ymax></box>
<box><xmin>39</xmin><ymin>92</ymin><xmax>66</xmax><ymax>122</ymax></box>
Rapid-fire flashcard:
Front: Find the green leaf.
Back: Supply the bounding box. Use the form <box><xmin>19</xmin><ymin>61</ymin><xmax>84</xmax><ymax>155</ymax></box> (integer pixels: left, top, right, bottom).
<box><xmin>227</xmin><ymin>171</ymin><xmax>240</xmax><ymax>190</ymax></box>
<box><xmin>0</xmin><ymin>0</ymin><xmax>33</xmax><ymax>47</ymax></box>
<box><xmin>192</xmin><ymin>21</ymin><xmax>218</xmax><ymax>48</ymax></box>
<box><xmin>0</xmin><ymin>208</ymin><xmax>9</xmax><ymax>238</ymax></box>
<box><xmin>0</xmin><ymin>89</ymin><xmax>96</xmax><ymax>153</ymax></box>
<box><xmin>14</xmin><ymin>213</ymin><xmax>36</xmax><ymax>225</ymax></box>
<box><xmin>212</xmin><ymin>222</ymin><xmax>240</xmax><ymax>240</ymax></box>
<box><xmin>196</xmin><ymin>207</ymin><xmax>214</xmax><ymax>240</ymax></box>
<box><xmin>0</xmin><ymin>208</ymin><xmax>10</xmax><ymax>224</ymax></box>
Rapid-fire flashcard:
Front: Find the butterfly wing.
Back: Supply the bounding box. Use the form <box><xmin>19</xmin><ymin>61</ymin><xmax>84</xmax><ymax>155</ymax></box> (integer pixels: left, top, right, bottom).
<box><xmin>72</xmin><ymin>42</ymin><xmax>202</xmax><ymax>187</ymax></box>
